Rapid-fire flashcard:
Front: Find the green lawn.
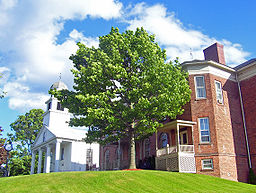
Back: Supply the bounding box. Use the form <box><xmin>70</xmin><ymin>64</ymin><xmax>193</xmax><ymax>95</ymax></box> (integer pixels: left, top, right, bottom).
<box><xmin>0</xmin><ymin>170</ymin><xmax>255</xmax><ymax>193</ymax></box>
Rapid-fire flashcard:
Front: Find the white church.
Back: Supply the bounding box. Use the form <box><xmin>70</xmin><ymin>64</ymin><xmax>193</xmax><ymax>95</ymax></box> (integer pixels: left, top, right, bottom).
<box><xmin>30</xmin><ymin>81</ymin><xmax>100</xmax><ymax>174</ymax></box>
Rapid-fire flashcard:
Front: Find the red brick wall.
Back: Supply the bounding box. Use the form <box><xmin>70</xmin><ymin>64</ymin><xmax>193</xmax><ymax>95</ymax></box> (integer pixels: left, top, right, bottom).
<box><xmin>240</xmin><ymin>75</ymin><xmax>256</xmax><ymax>175</ymax></box>
<box><xmin>189</xmin><ymin>73</ymin><xmax>248</xmax><ymax>182</ymax></box>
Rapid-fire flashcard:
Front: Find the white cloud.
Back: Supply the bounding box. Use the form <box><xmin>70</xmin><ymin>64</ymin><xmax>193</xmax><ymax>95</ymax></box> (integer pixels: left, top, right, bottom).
<box><xmin>0</xmin><ymin>0</ymin><xmax>122</xmax><ymax>111</ymax></box>
<box><xmin>126</xmin><ymin>3</ymin><xmax>249</xmax><ymax>65</ymax></box>
<box><xmin>3</xmin><ymin>82</ymin><xmax>49</xmax><ymax>111</ymax></box>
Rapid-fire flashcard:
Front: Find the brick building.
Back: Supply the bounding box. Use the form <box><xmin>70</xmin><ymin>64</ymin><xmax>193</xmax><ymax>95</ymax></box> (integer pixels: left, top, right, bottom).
<box><xmin>100</xmin><ymin>43</ymin><xmax>255</xmax><ymax>183</ymax></box>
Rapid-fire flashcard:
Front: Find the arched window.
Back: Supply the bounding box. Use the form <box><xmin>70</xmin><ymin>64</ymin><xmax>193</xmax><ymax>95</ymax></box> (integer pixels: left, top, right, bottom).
<box><xmin>160</xmin><ymin>133</ymin><xmax>168</xmax><ymax>148</ymax></box>
<box><xmin>144</xmin><ymin>138</ymin><xmax>150</xmax><ymax>158</ymax></box>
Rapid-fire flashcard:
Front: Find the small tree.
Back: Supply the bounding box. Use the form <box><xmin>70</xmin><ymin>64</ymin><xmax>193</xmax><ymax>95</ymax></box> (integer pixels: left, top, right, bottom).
<box><xmin>52</xmin><ymin>27</ymin><xmax>191</xmax><ymax>169</ymax></box>
<box><xmin>8</xmin><ymin>109</ymin><xmax>44</xmax><ymax>156</ymax></box>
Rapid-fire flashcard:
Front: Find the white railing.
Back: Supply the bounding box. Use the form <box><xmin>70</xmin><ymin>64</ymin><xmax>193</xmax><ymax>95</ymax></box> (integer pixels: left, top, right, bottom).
<box><xmin>179</xmin><ymin>145</ymin><xmax>194</xmax><ymax>153</ymax></box>
<box><xmin>157</xmin><ymin>145</ymin><xmax>194</xmax><ymax>157</ymax></box>
<box><xmin>157</xmin><ymin>146</ymin><xmax>177</xmax><ymax>156</ymax></box>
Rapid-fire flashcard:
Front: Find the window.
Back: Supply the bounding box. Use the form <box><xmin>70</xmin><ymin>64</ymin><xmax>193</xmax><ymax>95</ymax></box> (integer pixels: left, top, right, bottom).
<box><xmin>199</xmin><ymin>118</ymin><xmax>210</xmax><ymax>143</ymax></box>
<box><xmin>43</xmin><ymin>132</ymin><xmax>46</xmax><ymax>142</ymax></box>
<box><xmin>215</xmin><ymin>81</ymin><xmax>223</xmax><ymax>104</ymax></box>
<box><xmin>195</xmin><ymin>76</ymin><xmax>206</xmax><ymax>99</ymax></box>
<box><xmin>47</xmin><ymin>102</ymin><xmax>51</xmax><ymax>110</ymax></box>
<box><xmin>57</xmin><ymin>102</ymin><xmax>64</xmax><ymax>111</ymax></box>
<box><xmin>160</xmin><ymin>133</ymin><xmax>168</xmax><ymax>148</ymax></box>
<box><xmin>144</xmin><ymin>138</ymin><xmax>150</xmax><ymax>158</ymax></box>
<box><xmin>202</xmin><ymin>159</ymin><xmax>213</xmax><ymax>170</ymax></box>
<box><xmin>61</xmin><ymin>148</ymin><xmax>64</xmax><ymax>160</ymax></box>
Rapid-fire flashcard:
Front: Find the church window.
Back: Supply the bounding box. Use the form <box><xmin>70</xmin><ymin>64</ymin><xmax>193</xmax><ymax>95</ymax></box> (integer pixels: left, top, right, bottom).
<box><xmin>195</xmin><ymin>76</ymin><xmax>206</xmax><ymax>99</ymax></box>
<box><xmin>47</xmin><ymin>102</ymin><xmax>51</xmax><ymax>110</ymax></box>
<box><xmin>160</xmin><ymin>133</ymin><xmax>168</xmax><ymax>148</ymax></box>
<box><xmin>144</xmin><ymin>138</ymin><xmax>150</xmax><ymax>158</ymax></box>
<box><xmin>61</xmin><ymin>148</ymin><xmax>64</xmax><ymax>160</ymax></box>
<box><xmin>57</xmin><ymin>102</ymin><xmax>64</xmax><ymax>111</ymax></box>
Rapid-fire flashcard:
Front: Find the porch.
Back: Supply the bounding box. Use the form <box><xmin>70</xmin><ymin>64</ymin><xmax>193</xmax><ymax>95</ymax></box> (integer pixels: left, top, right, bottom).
<box><xmin>155</xmin><ymin>120</ymin><xmax>196</xmax><ymax>173</ymax></box>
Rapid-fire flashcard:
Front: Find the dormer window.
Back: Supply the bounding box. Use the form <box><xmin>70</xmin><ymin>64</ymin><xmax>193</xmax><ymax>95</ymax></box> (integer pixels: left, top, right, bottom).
<box><xmin>47</xmin><ymin>102</ymin><xmax>52</xmax><ymax>110</ymax></box>
<box><xmin>57</xmin><ymin>102</ymin><xmax>64</xmax><ymax>111</ymax></box>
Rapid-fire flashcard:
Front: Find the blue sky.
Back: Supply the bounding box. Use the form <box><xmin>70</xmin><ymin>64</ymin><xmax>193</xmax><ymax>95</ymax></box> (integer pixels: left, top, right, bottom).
<box><xmin>0</xmin><ymin>0</ymin><xmax>255</xmax><ymax>138</ymax></box>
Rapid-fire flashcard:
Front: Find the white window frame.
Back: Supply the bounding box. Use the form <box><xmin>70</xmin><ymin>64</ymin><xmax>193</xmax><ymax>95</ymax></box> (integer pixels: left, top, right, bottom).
<box><xmin>215</xmin><ymin>80</ymin><xmax>223</xmax><ymax>104</ymax></box>
<box><xmin>202</xmin><ymin>159</ymin><xmax>213</xmax><ymax>170</ymax></box>
<box><xmin>194</xmin><ymin>76</ymin><xmax>206</xmax><ymax>99</ymax></box>
<box><xmin>198</xmin><ymin>117</ymin><xmax>210</xmax><ymax>143</ymax></box>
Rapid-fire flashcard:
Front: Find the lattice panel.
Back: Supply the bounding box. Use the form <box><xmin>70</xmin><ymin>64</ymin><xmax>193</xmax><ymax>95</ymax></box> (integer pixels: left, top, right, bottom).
<box><xmin>156</xmin><ymin>158</ymin><xmax>166</xmax><ymax>170</ymax></box>
<box><xmin>167</xmin><ymin>157</ymin><xmax>178</xmax><ymax>171</ymax></box>
<box><xmin>179</xmin><ymin>156</ymin><xmax>196</xmax><ymax>173</ymax></box>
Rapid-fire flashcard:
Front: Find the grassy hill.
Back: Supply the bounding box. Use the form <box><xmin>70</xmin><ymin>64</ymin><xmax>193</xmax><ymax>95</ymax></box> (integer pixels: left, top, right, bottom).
<box><xmin>0</xmin><ymin>170</ymin><xmax>255</xmax><ymax>193</ymax></box>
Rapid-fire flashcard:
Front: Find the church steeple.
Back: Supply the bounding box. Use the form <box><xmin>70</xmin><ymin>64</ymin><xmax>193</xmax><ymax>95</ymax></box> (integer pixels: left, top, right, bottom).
<box><xmin>43</xmin><ymin>81</ymin><xmax>70</xmax><ymax>129</ymax></box>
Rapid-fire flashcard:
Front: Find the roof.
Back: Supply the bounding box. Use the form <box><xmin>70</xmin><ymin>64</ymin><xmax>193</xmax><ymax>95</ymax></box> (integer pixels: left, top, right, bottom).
<box><xmin>181</xmin><ymin>59</ymin><xmax>235</xmax><ymax>72</ymax></box>
<box><xmin>234</xmin><ymin>58</ymin><xmax>256</xmax><ymax>71</ymax></box>
<box><xmin>50</xmin><ymin>81</ymin><xmax>68</xmax><ymax>91</ymax></box>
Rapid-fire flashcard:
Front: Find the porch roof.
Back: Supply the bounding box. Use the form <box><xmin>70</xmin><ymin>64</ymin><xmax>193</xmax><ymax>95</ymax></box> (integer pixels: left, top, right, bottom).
<box><xmin>158</xmin><ymin>120</ymin><xmax>196</xmax><ymax>132</ymax></box>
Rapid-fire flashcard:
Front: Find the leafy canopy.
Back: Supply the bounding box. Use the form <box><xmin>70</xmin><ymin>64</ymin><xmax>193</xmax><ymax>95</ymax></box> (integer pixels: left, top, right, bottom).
<box><xmin>8</xmin><ymin>109</ymin><xmax>44</xmax><ymax>155</ymax></box>
<box><xmin>52</xmin><ymin>27</ymin><xmax>191</xmax><ymax>145</ymax></box>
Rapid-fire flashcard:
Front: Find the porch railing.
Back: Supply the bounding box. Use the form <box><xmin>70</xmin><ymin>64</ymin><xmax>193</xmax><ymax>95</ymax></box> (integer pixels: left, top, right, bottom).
<box><xmin>157</xmin><ymin>145</ymin><xmax>194</xmax><ymax>157</ymax></box>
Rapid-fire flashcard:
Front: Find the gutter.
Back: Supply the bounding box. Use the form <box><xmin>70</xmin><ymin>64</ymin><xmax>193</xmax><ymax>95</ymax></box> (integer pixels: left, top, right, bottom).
<box><xmin>236</xmin><ymin>74</ymin><xmax>252</xmax><ymax>168</ymax></box>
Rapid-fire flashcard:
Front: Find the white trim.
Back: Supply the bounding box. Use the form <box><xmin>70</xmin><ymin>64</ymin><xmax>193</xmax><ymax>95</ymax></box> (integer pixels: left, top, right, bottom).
<box><xmin>198</xmin><ymin>117</ymin><xmax>211</xmax><ymax>144</ymax></box>
<box><xmin>194</xmin><ymin>76</ymin><xmax>206</xmax><ymax>99</ymax></box>
<box><xmin>202</xmin><ymin>159</ymin><xmax>213</xmax><ymax>170</ymax></box>
<box><xmin>214</xmin><ymin>80</ymin><xmax>224</xmax><ymax>104</ymax></box>
<box><xmin>182</xmin><ymin>60</ymin><xmax>236</xmax><ymax>82</ymax></box>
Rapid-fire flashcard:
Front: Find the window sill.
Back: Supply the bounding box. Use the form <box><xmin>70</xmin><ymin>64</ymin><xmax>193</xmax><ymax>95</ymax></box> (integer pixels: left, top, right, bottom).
<box><xmin>201</xmin><ymin>169</ymin><xmax>214</xmax><ymax>172</ymax></box>
<box><xmin>199</xmin><ymin>143</ymin><xmax>211</xmax><ymax>145</ymax></box>
<box><xmin>195</xmin><ymin>98</ymin><xmax>207</xmax><ymax>101</ymax></box>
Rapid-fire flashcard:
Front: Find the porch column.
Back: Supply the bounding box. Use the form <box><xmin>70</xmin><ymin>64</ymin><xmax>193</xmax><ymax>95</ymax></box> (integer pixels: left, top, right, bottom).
<box><xmin>177</xmin><ymin>124</ymin><xmax>180</xmax><ymax>152</ymax></box>
<box><xmin>54</xmin><ymin>139</ymin><xmax>61</xmax><ymax>172</ymax></box>
<box><xmin>45</xmin><ymin>145</ymin><xmax>51</xmax><ymax>173</ymax></box>
<box><xmin>30</xmin><ymin>150</ymin><xmax>36</xmax><ymax>174</ymax></box>
<box><xmin>37</xmin><ymin>148</ymin><xmax>43</xmax><ymax>174</ymax></box>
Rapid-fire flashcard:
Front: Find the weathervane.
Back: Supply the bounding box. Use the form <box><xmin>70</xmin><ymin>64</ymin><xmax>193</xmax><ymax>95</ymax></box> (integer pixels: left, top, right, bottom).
<box><xmin>190</xmin><ymin>48</ymin><xmax>193</xmax><ymax>60</ymax></box>
<box><xmin>59</xmin><ymin>73</ymin><xmax>62</xmax><ymax>81</ymax></box>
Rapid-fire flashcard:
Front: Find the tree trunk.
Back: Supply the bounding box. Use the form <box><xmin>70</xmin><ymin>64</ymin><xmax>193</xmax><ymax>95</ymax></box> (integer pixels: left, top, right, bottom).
<box><xmin>129</xmin><ymin>127</ymin><xmax>136</xmax><ymax>169</ymax></box>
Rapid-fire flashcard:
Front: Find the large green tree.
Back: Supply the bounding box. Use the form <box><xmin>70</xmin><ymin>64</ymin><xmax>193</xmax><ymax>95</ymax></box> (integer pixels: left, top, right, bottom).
<box><xmin>8</xmin><ymin>109</ymin><xmax>44</xmax><ymax>156</ymax></box>
<box><xmin>52</xmin><ymin>27</ymin><xmax>191</xmax><ymax>169</ymax></box>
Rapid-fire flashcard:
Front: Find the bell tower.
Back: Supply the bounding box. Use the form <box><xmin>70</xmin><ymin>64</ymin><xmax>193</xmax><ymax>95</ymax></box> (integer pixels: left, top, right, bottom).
<box><xmin>43</xmin><ymin>81</ymin><xmax>70</xmax><ymax>130</ymax></box>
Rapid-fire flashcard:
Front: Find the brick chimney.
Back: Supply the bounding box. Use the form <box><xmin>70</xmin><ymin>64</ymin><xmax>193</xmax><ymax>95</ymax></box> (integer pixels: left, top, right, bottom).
<box><xmin>203</xmin><ymin>43</ymin><xmax>226</xmax><ymax>65</ymax></box>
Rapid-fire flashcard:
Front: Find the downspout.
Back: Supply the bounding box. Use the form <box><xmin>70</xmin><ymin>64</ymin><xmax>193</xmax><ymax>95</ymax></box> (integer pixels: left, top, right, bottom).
<box><xmin>236</xmin><ymin>74</ymin><xmax>252</xmax><ymax>168</ymax></box>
